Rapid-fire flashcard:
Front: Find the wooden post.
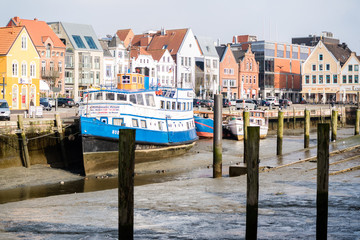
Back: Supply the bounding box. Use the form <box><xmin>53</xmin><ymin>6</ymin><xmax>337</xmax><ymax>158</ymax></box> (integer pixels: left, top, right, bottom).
<box><xmin>317</xmin><ymin>123</ymin><xmax>330</xmax><ymax>240</ymax></box>
<box><xmin>17</xmin><ymin>115</ymin><xmax>30</xmax><ymax>168</ymax></box>
<box><xmin>320</xmin><ymin>107</ymin><xmax>324</xmax><ymax>123</ymax></box>
<box><xmin>355</xmin><ymin>109</ymin><xmax>360</xmax><ymax>135</ymax></box>
<box><xmin>293</xmin><ymin>107</ymin><xmax>296</xmax><ymax>129</ymax></box>
<box><xmin>277</xmin><ymin>110</ymin><xmax>284</xmax><ymax>155</ymax></box>
<box><xmin>246</xmin><ymin>126</ymin><xmax>260</xmax><ymax>240</ymax></box>
<box><xmin>331</xmin><ymin>110</ymin><xmax>337</xmax><ymax>142</ymax></box>
<box><xmin>55</xmin><ymin>114</ymin><xmax>68</xmax><ymax>168</ymax></box>
<box><xmin>304</xmin><ymin>109</ymin><xmax>310</xmax><ymax>148</ymax></box>
<box><xmin>213</xmin><ymin>94</ymin><xmax>222</xmax><ymax>178</ymax></box>
<box><xmin>243</xmin><ymin>110</ymin><xmax>250</xmax><ymax>164</ymax></box>
<box><xmin>118</xmin><ymin>129</ymin><xmax>136</xmax><ymax>240</ymax></box>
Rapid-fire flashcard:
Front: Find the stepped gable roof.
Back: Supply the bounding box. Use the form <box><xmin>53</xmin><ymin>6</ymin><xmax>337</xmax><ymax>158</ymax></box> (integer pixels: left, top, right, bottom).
<box><xmin>215</xmin><ymin>45</ymin><xmax>227</xmax><ymax>61</ymax></box>
<box><xmin>0</xmin><ymin>26</ymin><xmax>23</xmax><ymax>55</ymax></box>
<box><xmin>146</xmin><ymin>49</ymin><xmax>167</xmax><ymax>61</ymax></box>
<box><xmin>146</xmin><ymin>28</ymin><xmax>188</xmax><ymax>56</ymax></box>
<box><xmin>324</xmin><ymin>42</ymin><xmax>352</xmax><ymax>66</ymax></box>
<box><xmin>99</xmin><ymin>39</ymin><xmax>112</xmax><ymax>57</ymax></box>
<box><xmin>7</xmin><ymin>17</ymin><xmax>65</xmax><ymax>49</ymax></box>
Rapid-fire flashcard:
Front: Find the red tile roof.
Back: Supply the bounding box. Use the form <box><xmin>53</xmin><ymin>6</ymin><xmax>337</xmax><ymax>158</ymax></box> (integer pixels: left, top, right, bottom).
<box><xmin>116</xmin><ymin>29</ymin><xmax>134</xmax><ymax>48</ymax></box>
<box><xmin>0</xmin><ymin>26</ymin><xmax>23</xmax><ymax>55</ymax></box>
<box><xmin>146</xmin><ymin>49</ymin><xmax>167</xmax><ymax>61</ymax></box>
<box><xmin>130</xmin><ymin>46</ymin><xmax>150</xmax><ymax>59</ymax></box>
<box><xmin>7</xmin><ymin>17</ymin><xmax>65</xmax><ymax>49</ymax></box>
<box><xmin>146</xmin><ymin>29</ymin><xmax>188</xmax><ymax>57</ymax></box>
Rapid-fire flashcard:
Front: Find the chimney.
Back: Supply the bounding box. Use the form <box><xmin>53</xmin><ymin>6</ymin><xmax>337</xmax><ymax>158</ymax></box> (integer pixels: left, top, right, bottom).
<box><xmin>34</xmin><ymin>18</ymin><xmax>38</xmax><ymax>21</ymax></box>
<box><xmin>161</xmin><ymin>27</ymin><xmax>166</xmax><ymax>36</ymax></box>
<box><xmin>14</xmin><ymin>16</ymin><xmax>19</xmax><ymax>22</ymax></box>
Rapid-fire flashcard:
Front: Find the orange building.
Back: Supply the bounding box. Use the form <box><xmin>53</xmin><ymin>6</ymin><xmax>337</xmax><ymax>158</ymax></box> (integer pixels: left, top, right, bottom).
<box><xmin>7</xmin><ymin>17</ymin><xmax>66</xmax><ymax>96</ymax></box>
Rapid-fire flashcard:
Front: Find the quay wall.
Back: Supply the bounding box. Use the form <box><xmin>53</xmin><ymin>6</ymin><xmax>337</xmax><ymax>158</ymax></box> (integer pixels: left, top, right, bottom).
<box><xmin>0</xmin><ymin>118</ymin><xmax>83</xmax><ymax>170</ymax></box>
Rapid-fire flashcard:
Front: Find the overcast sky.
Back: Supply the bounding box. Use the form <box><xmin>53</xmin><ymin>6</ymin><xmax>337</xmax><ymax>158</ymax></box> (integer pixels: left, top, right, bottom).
<box><xmin>3</xmin><ymin>0</ymin><xmax>360</xmax><ymax>53</ymax></box>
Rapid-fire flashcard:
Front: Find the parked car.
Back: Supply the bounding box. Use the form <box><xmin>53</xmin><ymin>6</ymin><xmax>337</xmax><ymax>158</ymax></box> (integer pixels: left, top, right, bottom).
<box><xmin>259</xmin><ymin>99</ymin><xmax>270</xmax><ymax>106</ymax></box>
<box><xmin>57</xmin><ymin>98</ymin><xmax>75</xmax><ymax>108</ymax></box>
<box><xmin>0</xmin><ymin>99</ymin><xmax>10</xmax><ymax>121</ymax></box>
<box><xmin>193</xmin><ymin>98</ymin><xmax>201</xmax><ymax>107</ymax></box>
<box><xmin>75</xmin><ymin>99</ymin><xmax>83</xmax><ymax>107</ymax></box>
<box><xmin>200</xmin><ymin>99</ymin><xmax>214</xmax><ymax>108</ymax></box>
<box><xmin>235</xmin><ymin>99</ymin><xmax>257</xmax><ymax>110</ymax></box>
<box><xmin>40</xmin><ymin>98</ymin><xmax>52</xmax><ymax>111</ymax></box>
<box><xmin>279</xmin><ymin>99</ymin><xmax>290</xmax><ymax>108</ymax></box>
<box><xmin>265</xmin><ymin>97</ymin><xmax>279</xmax><ymax>107</ymax></box>
<box><xmin>49</xmin><ymin>98</ymin><xmax>55</xmax><ymax>107</ymax></box>
<box><xmin>223</xmin><ymin>98</ymin><xmax>231</xmax><ymax>108</ymax></box>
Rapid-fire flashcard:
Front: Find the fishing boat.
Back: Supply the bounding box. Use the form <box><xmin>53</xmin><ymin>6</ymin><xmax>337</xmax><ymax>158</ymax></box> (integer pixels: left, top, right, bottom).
<box><xmin>223</xmin><ymin>110</ymin><xmax>268</xmax><ymax>140</ymax></box>
<box><xmin>79</xmin><ymin>73</ymin><xmax>198</xmax><ymax>175</ymax></box>
<box><xmin>194</xmin><ymin>115</ymin><xmax>214</xmax><ymax>138</ymax></box>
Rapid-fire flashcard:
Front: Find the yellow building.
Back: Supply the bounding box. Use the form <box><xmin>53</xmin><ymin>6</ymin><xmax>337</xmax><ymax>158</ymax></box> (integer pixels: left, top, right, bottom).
<box><xmin>0</xmin><ymin>26</ymin><xmax>40</xmax><ymax>110</ymax></box>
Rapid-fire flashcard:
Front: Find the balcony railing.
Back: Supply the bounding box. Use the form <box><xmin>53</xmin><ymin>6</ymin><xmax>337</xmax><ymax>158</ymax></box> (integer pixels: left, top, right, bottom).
<box><xmin>41</xmin><ymin>70</ymin><xmax>60</xmax><ymax>79</ymax></box>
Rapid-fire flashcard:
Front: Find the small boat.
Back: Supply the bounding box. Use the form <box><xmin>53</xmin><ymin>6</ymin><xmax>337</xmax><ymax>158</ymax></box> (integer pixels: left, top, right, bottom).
<box><xmin>79</xmin><ymin>73</ymin><xmax>198</xmax><ymax>175</ymax></box>
<box><xmin>223</xmin><ymin>110</ymin><xmax>268</xmax><ymax>140</ymax></box>
<box><xmin>194</xmin><ymin>115</ymin><xmax>214</xmax><ymax>138</ymax></box>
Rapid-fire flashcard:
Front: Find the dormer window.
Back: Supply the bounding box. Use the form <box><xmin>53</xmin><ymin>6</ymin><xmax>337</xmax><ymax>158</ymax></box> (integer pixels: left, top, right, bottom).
<box><xmin>162</xmin><ymin>45</ymin><xmax>168</xmax><ymax>49</ymax></box>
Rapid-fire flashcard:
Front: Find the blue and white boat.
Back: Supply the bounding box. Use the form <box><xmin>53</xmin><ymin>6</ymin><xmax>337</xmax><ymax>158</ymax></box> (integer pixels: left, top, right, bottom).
<box><xmin>78</xmin><ymin>80</ymin><xmax>198</xmax><ymax>175</ymax></box>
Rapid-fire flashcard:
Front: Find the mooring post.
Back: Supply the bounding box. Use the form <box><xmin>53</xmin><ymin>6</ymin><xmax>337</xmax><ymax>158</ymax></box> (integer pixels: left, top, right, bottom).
<box><xmin>293</xmin><ymin>107</ymin><xmax>296</xmax><ymax>129</ymax></box>
<box><xmin>317</xmin><ymin>123</ymin><xmax>330</xmax><ymax>240</ymax></box>
<box><xmin>304</xmin><ymin>109</ymin><xmax>310</xmax><ymax>148</ymax></box>
<box><xmin>277</xmin><ymin>110</ymin><xmax>284</xmax><ymax>155</ymax></box>
<box><xmin>17</xmin><ymin>114</ymin><xmax>30</xmax><ymax>168</ymax></box>
<box><xmin>331</xmin><ymin>110</ymin><xmax>337</xmax><ymax>142</ymax></box>
<box><xmin>243</xmin><ymin>110</ymin><xmax>250</xmax><ymax>164</ymax></box>
<box><xmin>246</xmin><ymin>126</ymin><xmax>260</xmax><ymax>240</ymax></box>
<box><xmin>213</xmin><ymin>94</ymin><xmax>222</xmax><ymax>178</ymax></box>
<box><xmin>355</xmin><ymin>109</ymin><xmax>360</xmax><ymax>135</ymax></box>
<box><xmin>55</xmin><ymin>114</ymin><xmax>68</xmax><ymax>168</ymax></box>
<box><xmin>118</xmin><ymin>129</ymin><xmax>136</xmax><ymax>240</ymax></box>
<box><xmin>320</xmin><ymin>107</ymin><xmax>324</xmax><ymax>123</ymax></box>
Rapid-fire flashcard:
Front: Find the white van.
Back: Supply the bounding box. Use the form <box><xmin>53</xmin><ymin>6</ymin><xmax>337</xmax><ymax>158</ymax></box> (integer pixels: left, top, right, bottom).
<box><xmin>0</xmin><ymin>99</ymin><xmax>10</xmax><ymax>121</ymax></box>
<box><xmin>265</xmin><ymin>97</ymin><xmax>279</xmax><ymax>107</ymax></box>
<box><xmin>235</xmin><ymin>99</ymin><xmax>257</xmax><ymax>110</ymax></box>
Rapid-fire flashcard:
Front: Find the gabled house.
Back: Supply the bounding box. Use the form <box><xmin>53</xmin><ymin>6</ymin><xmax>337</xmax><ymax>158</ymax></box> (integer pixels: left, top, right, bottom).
<box><xmin>147</xmin><ymin>49</ymin><xmax>176</xmax><ymax>88</ymax></box>
<box><xmin>7</xmin><ymin>16</ymin><xmax>66</xmax><ymax>96</ymax></box>
<box><xmin>301</xmin><ymin>40</ymin><xmax>351</xmax><ymax>103</ymax></box>
<box><xmin>232</xmin><ymin>45</ymin><xmax>259</xmax><ymax>99</ymax></box>
<box><xmin>48</xmin><ymin>22</ymin><xmax>103</xmax><ymax>101</ymax></box>
<box><xmin>216</xmin><ymin>44</ymin><xmax>239</xmax><ymax>99</ymax></box>
<box><xmin>0</xmin><ymin>26</ymin><xmax>40</xmax><ymax>110</ymax></box>
<box><xmin>195</xmin><ymin>36</ymin><xmax>219</xmax><ymax>99</ymax></box>
<box><xmin>99</xmin><ymin>38</ymin><xmax>116</xmax><ymax>88</ymax></box>
<box><xmin>339</xmin><ymin>52</ymin><xmax>360</xmax><ymax>103</ymax></box>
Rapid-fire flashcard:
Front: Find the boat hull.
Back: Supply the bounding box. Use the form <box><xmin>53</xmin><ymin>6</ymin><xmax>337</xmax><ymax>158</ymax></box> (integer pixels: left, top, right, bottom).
<box><xmin>225</xmin><ymin>118</ymin><xmax>268</xmax><ymax>141</ymax></box>
<box><xmin>194</xmin><ymin>116</ymin><xmax>214</xmax><ymax>138</ymax></box>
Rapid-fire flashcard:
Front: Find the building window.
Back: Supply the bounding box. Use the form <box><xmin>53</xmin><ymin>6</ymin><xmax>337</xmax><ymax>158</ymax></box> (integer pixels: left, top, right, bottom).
<box><xmin>94</xmin><ymin>57</ymin><xmax>100</xmax><ymax>69</ymax></box>
<box><xmin>181</xmin><ymin>57</ymin><xmax>184</xmax><ymax>66</ymax></box>
<box><xmin>72</xmin><ymin>35</ymin><xmax>86</xmax><ymax>48</ymax></box>
<box><xmin>326</xmin><ymin>64</ymin><xmax>330</xmax><ymax>71</ymax></box>
<box><xmin>46</xmin><ymin>44</ymin><xmax>51</xmax><ymax>58</ymax></box>
<box><xmin>305</xmin><ymin>75</ymin><xmax>309</xmax><ymax>84</ymax></box>
<box><xmin>312</xmin><ymin>65</ymin><xmax>316</xmax><ymax>71</ymax></box>
<box><xmin>213</xmin><ymin>60</ymin><xmax>217</xmax><ymax>68</ymax></box>
<box><xmin>12</xmin><ymin>62</ymin><xmax>18</xmax><ymax>77</ymax></box>
<box><xmin>319</xmin><ymin>54</ymin><xmax>323</xmax><ymax>61</ymax></box>
<box><xmin>348</xmin><ymin>65</ymin><xmax>353</xmax><ymax>71</ymax></box>
<box><xmin>312</xmin><ymin>75</ymin><xmax>316</xmax><ymax>84</ymax></box>
<box><xmin>326</xmin><ymin>75</ymin><xmax>330</xmax><ymax>84</ymax></box>
<box><xmin>342</xmin><ymin>75</ymin><xmax>347</xmax><ymax>83</ymax></box>
<box><xmin>246</xmin><ymin>62</ymin><xmax>249</xmax><ymax>70</ymax></box>
<box><xmin>206</xmin><ymin>59</ymin><xmax>210</xmax><ymax>68</ymax></box>
<box><xmin>21</xmin><ymin>62</ymin><xmax>27</xmax><ymax>77</ymax></box>
<box><xmin>349</xmin><ymin>75</ymin><xmax>353</xmax><ymax>83</ymax></box>
<box><xmin>250</xmin><ymin>62</ymin><xmax>253</xmax><ymax>70</ymax></box>
<box><xmin>253</xmin><ymin>75</ymin><xmax>256</xmax><ymax>84</ymax></box>
<box><xmin>319</xmin><ymin>64</ymin><xmax>323</xmax><ymax>71</ymax></box>
<box><xmin>333</xmin><ymin>75</ymin><xmax>337</xmax><ymax>84</ymax></box>
<box><xmin>58</xmin><ymin>61</ymin><xmax>62</xmax><ymax>73</ymax></box>
<box><xmin>355</xmin><ymin>65</ymin><xmax>359</xmax><ymax>71</ymax></box>
<box><xmin>50</xmin><ymin>61</ymin><xmax>54</xmax><ymax>72</ymax></box>
<box><xmin>21</xmin><ymin>35</ymin><xmax>27</xmax><ymax>49</ymax></box>
<box><xmin>355</xmin><ymin>75</ymin><xmax>359</xmax><ymax>83</ymax></box>
<box><xmin>41</xmin><ymin>61</ymin><xmax>46</xmax><ymax>74</ymax></box>
<box><xmin>319</xmin><ymin>75</ymin><xmax>323</xmax><ymax>84</ymax></box>
<box><xmin>84</xmin><ymin>36</ymin><xmax>98</xmax><ymax>49</ymax></box>
<box><xmin>30</xmin><ymin>63</ymin><xmax>36</xmax><ymax>78</ymax></box>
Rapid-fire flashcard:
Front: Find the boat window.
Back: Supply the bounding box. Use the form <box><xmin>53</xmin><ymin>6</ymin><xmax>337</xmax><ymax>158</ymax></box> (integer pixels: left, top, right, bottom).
<box><xmin>113</xmin><ymin>118</ymin><xmax>124</xmax><ymax>126</ymax></box>
<box><xmin>182</xmin><ymin>103</ymin><xmax>186</xmax><ymax>111</ymax></box>
<box><xmin>166</xmin><ymin>101</ymin><xmax>170</xmax><ymax>110</ymax></box>
<box><xmin>100</xmin><ymin>117</ymin><xmax>108</xmax><ymax>123</ymax></box>
<box><xmin>136</xmin><ymin>94</ymin><xmax>144</xmax><ymax>105</ymax></box>
<box><xmin>140</xmin><ymin>120</ymin><xmax>147</xmax><ymax>128</ymax></box>
<box><xmin>117</xmin><ymin>93</ymin><xmax>127</xmax><ymax>101</ymax></box>
<box><xmin>177</xmin><ymin>102</ymin><xmax>181</xmax><ymax>111</ymax></box>
<box><xmin>122</xmin><ymin>75</ymin><xmax>130</xmax><ymax>84</ymax></box>
<box><xmin>106</xmin><ymin>93</ymin><xmax>115</xmax><ymax>100</ymax></box>
<box><xmin>160</xmin><ymin>100</ymin><xmax>165</xmax><ymax>109</ymax></box>
<box><xmin>95</xmin><ymin>92</ymin><xmax>103</xmax><ymax>100</ymax></box>
<box><xmin>129</xmin><ymin>94</ymin><xmax>136</xmax><ymax>104</ymax></box>
<box><xmin>132</xmin><ymin>119</ymin><xmax>139</xmax><ymax>127</ymax></box>
<box><xmin>187</xmin><ymin>102</ymin><xmax>190</xmax><ymax>110</ymax></box>
<box><xmin>145</xmin><ymin>94</ymin><xmax>155</xmax><ymax>107</ymax></box>
<box><xmin>158</xmin><ymin>121</ymin><xmax>163</xmax><ymax>130</ymax></box>
<box><xmin>132</xmin><ymin>76</ymin><xmax>137</xmax><ymax>83</ymax></box>
<box><xmin>186</xmin><ymin>122</ymin><xmax>190</xmax><ymax>130</ymax></box>
<box><xmin>172</xmin><ymin>102</ymin><xmax>176</xmax><ymax>110</ymax></box>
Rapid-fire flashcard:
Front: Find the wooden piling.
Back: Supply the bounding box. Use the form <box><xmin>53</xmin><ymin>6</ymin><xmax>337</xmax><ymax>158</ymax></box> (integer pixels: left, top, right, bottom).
<box><xmin>55</xmin><ymin>114</ymin><xmax>68</xmax><ymax>168</ymax></box>
<box><xmin>277</xmin><ymin>110</ymin><xmax>284</xmax><ymax>155</ymax></box>
<box><xmin>317</xmin><ymin>123</ymin><xmax>330</xmax><ymax>240</ymax></box>
<box><xmin>243</xmin><ymin>110</ymin><xmax>250</xmax><ymax>164</ymax></box>
<box><xmin>331</xmin><ymin>110</ymin><xmax>337</xmax><ymax>142</ymax></box>
<box><xmin>304</xmin><ymin>109</ymin><xmax>310</xmax><ymax>148</ymax></box>
<box><xmin>293</xmin><ymin>107</ymin><xmax>296</xmax><ymax>129</ymax></box>
<box><xmin>355</xmin><ymin>109</ymin><xmax>360</xmax><ymax>135</ymax></box>
<box><xmin>118</xmin><ymin>129</ymin><xmax>136</xmax><ymax>240</ymax></box>
<box><xmin>246</xmin><ymin>126</ymin><xmax>260</xmax><ymax>240</ymax></box>
<box><xmin>213</xmin><ymin>94</ymin><xmax>222</xmax><ymax>178</ymax></box>
<box><xmin>17</xmin><ymin>115</ymin><xmax>30</xmax><ymax>168</ymax></box>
